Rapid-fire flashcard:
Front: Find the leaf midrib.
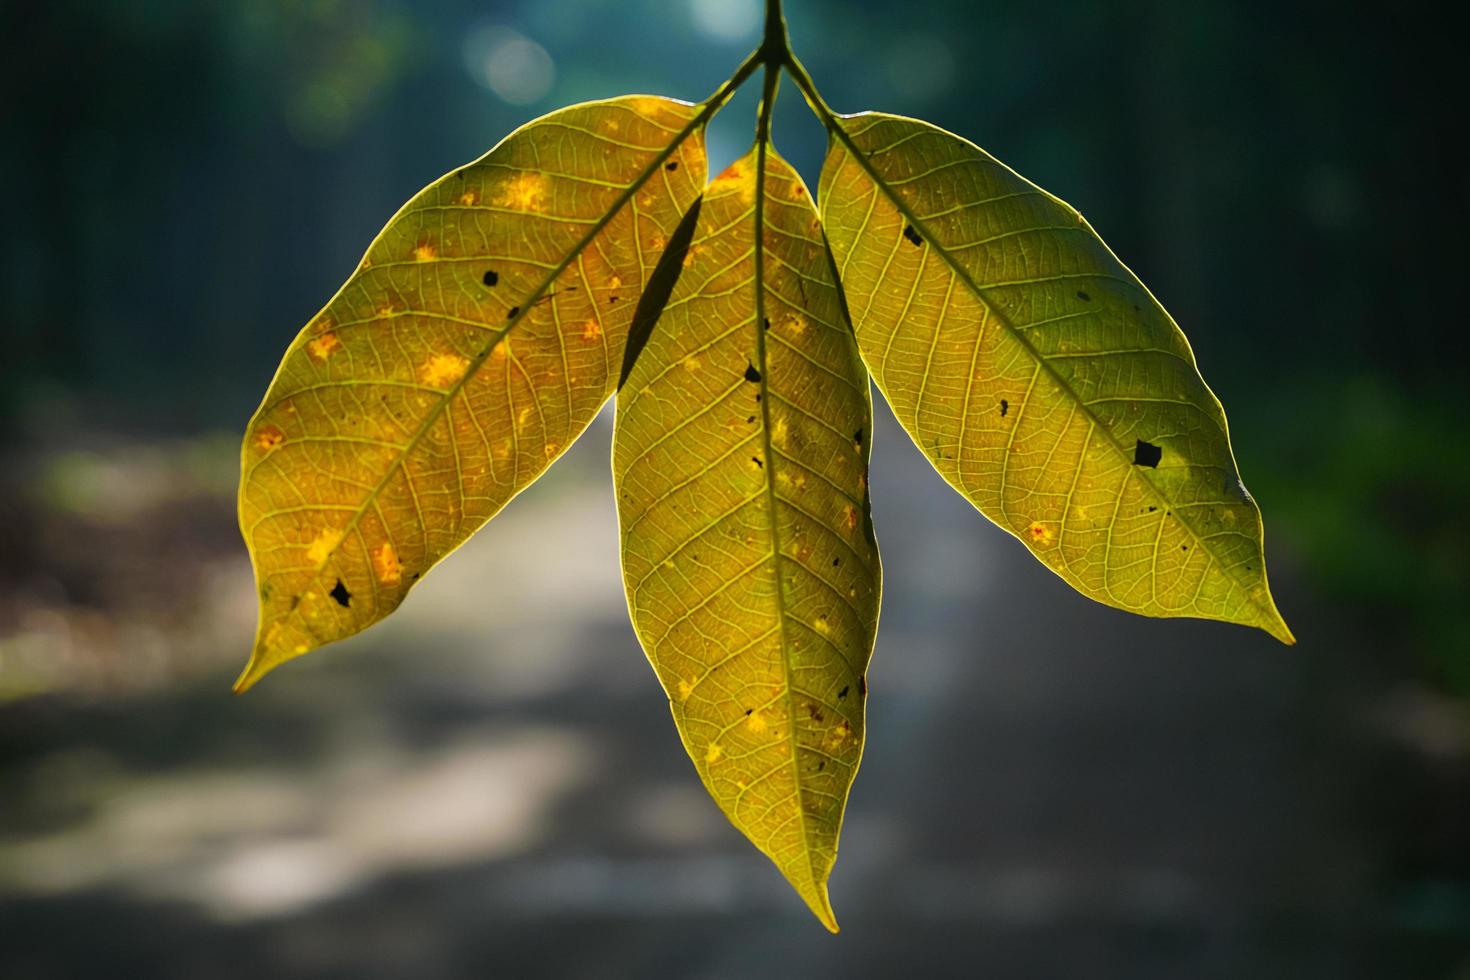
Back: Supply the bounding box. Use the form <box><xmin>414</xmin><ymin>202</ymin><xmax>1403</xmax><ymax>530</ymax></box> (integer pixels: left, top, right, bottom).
<box><xmin>825</xmin><ymin>116</ymin><xmax>1280</xmax><ymax>631</ymax></box>
<box><xmin>750</xmin><ymin>143</ymin><xmax>826</xmax><ymax>902</ymax></box>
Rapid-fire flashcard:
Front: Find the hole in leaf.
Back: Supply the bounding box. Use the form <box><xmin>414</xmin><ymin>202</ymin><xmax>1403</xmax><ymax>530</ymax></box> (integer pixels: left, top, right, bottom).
<box><xmin>329</xmin><ymin>579</ymin><xmax>352</xmax><ymax>608</ymax></box>
<box><xmin>902</xmin><ymin>224</ymin><xmax>923</xmax><ymax>246</ymax></box>
<box><xmin>1133</xmin><ymin>439</ymin><xmax>1162</xmax><ymax>468</ymax></box>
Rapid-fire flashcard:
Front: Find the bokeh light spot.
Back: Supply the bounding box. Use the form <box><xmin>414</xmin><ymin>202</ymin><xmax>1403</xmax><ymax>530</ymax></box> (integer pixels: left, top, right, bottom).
<box><xmin>464</xmin><ymin>26</ymin><xmax>556</xmax><ymax>105</ymax></box>
<box><xmin>688</xmin><ymin>0</ymin><xmax>761</xmax><ymax>42</ymax></box>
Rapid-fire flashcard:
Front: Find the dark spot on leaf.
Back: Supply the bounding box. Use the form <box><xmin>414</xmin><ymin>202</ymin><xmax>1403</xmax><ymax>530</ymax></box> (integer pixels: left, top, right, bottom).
<box><xmin>410</xmin><ymin>571</ymin><xmax>421</xmax><ymax>580</ymax></box>
<box><xmin>1133</xmin><ymin>439</ymin><xmax>1162</xmax><ymax>468</ymax></box>
<box><xmin>762</xmin><ymin>317</ymin><xmax>771</xmax><ymax>331</ymax></box>
<box><xmin>744</xmin><ymin>708</ymin><xmax>753</xmax><ymax>716</ymax></box>
<box><xmin>837</xmin><ymin>685</ymin><xmax>849</xmax><ymax>699</ymax></box>
<box><xmin>665</xmin><ymin>160</ymin><xmax>679</xmax><ymax>171</ymax></box>
<box><xmin>746</xmin><ymin>415</ymin><xmax>756</xmax><ymax>424</ymax></box>
<box><xmin>858</xmin><ymin>676</ymin><xmax>867</xmax><ymax>697</ymax></box>
<box><xmin>507</xmin><ymin>306</ymin><xmax>520</xmax><ymax>319</ymax></box>
<box><xmin>832</xmin><ymin>557</ymin><xmax>841</xmax><ymax>567</ymax></box>
<box><xmin>999</xmin><ymin>398</ymin><xmax>1009</xmax><ymax>417</ymax></box>
<box><xmin>330</xmin><ymin>579</ymin><xmax>352</xmax><ymax>608</ymax></box>
<box><xmin>744</xmin><ymin>363</ymin><xmax>762</xmax><ymax>383</ymax></box>
<box><xmin>1148</xmin><ymin>505</ymin><xmax>1157</xmax><ymax>512</ymax></box>
<box><xmin>1076</xmin><ymin>290</ymin><xmax>1091</xmax><ymax>302</ymax></box>
<box><xmin>751</xmin><ymin>456</ymin><xmax>763</xmax><ymax>468</ymax></box>
<box><xmin>1133</xmin><ymin>303</ymin><xmax>1142</xmax><ymax>312</ymax></box>
<box><xmin>609</xmin><ymin>295</ymin><xmax>620</xmax><ymax>303</ymax></box>
<box><xmin>806</xmin><ymin>703</ymin><xmax>825</xmax><ymax>722</ymax></box>
<box><xmin>817</xmin><ymin>760</ymin><xmax>825</xmax><ymax>771</ymax></box>
<box><xmin>482</xmin><ymin>269</ymin><xmax>499</xmax><ymax>287</ymax></box>
<box><xmin>853</xmin><ymin>427</ymin><xmax>863</xmax><ymax>445</ymax></box>
<box><xmin>288</xmin><ymin>594</ymin><xmax>301</xmax><ymax>611</ymax></box>
<box><xmin>902</xmin><ymin>224</ymin><xmax>923</xmax><ymax>246</ymax></box>
<box><xmin>1181</xmin><ymin>545</ymin><xmax>1189</xmax><ymax>551</ymax></box>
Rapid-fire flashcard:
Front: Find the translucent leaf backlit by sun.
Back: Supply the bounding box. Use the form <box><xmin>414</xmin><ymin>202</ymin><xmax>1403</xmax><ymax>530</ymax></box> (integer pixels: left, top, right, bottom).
<box><xmin>237</xmin><ymin>95</ymin><xmax>708</xmax><ymax>690</ymax></box>
<box><xmin>614</xmin><ymin>145</ymin><xmax>880</xmax><ymax>932</ymax></box>
<box><xmin>818</xmin><ymin>112</ymin><xmax>1291</xmax><ymax>642</ymax></box>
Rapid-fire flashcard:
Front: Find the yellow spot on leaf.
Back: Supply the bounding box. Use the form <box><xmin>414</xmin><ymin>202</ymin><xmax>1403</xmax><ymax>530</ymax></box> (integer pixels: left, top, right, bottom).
<box><xmin>682</xmin><ymin>356</ymin><xmax>701</xmax><ymax>371</ymax></box>
<box><xmin>825</xmin><ymin>721</ymin><xmax>853</xmax><ymax>751</ymax></box>
<box><xmin>497</xmin><ymin>172</ymin><xmax>548</xmax><ymax>211</ymax></box>
<box><xmin>1027</xmin><ymin>521</ymin><xmax>1056</xmax><ymax>547</ymax></box>
<box><xmin>712</xmin><ymin>160</ymin><xmax>755</xmax><ymax>204</ymax></box>
<box><xmin>305</xmin><ymin>528</ymin><xmax>343</xmax><ymax>567</ymax></box>
<box><xmin>307</xmin><ymin>332</ymin><xmax>342</xmax><ymax>360</ymax></box>
<box><xmin>581</xmin><ymin>319</ymin><xmax>601</xmax><ymax>342</ymax></box>
<box><xmin>649</xmin><ymin>233</ymin><xmax>666</xmax><ymax>251</ymax></box>
<box><xmin>516</xmin><ymin>406</ymin><xmax>532</xmax><ymax>431</ymax></box>
<box><xmin>745</xmin><ymin>711</ymin><xmax>768</xmax><ymax>734</ymax></box>
<box><xmin>630</xmin><ymin>96</ymin><xmax>667</xmax><ymax>119</ymax></box>
<box><xmin>373</xmin><ymin>542</ymin><xmax>403</xmax><ymax>585</ymax></box>
<box><xmin>458</xmin><ymin>189</ymin><xmax>479</xmax><ymax>206</ymax></box>
<box><xmin>543</xmin><ymin>441</ymin><xmax>560</xmax><ymax>459</ymax></box>
<box><xmin>782</xmin><ymin>313</ymin><xmax>807</xmax><ymax>335</ymax></box>
<box><xmin>421</xmin><ymin>353</ymin><xmax>469</xmax><ymax>387</ymax></box>
<box><xmin>412</xmin><ymin>242</ymin><xmax>437</xmax><ymax>262</ymax></box>
<box><xmin>842</xmin><ymin>504</ymin><xmax>859</xmax><ymax>531</ymax></box>
<box><xmin>815</xmin><ymin>616</ymin><xmax>831</xmax><ymax>636</ymax></box>
<box><xmin>771</xmin><ymin>418</ymin><xmax>788</xmax><ymax>446</ymax></box>
<box><xmin>255</xmin><ymin>424</ymin><xmax>285</xmax><ymax>452</ymax></box>
<box><xmin>705</xmin><ymin>743</ymin><xmax>723</xmax><ymax>764</ymax></box>
<box><xmin>677</xmin><ymin>677</ymin><xmax>694</xmax><ymax>701</ymax></box>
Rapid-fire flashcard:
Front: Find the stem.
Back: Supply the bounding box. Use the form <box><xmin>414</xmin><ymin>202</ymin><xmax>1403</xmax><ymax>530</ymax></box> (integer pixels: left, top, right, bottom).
<box><xmin>756</xmin><ymin>60</ymin><xmax>780</xmax><ymax>144</ymax></box>
<box><xmin>760</xmin><ymin>0</ymin><xmax>789</xmax><ymax>63</ymax></box>
<box><xmin>701</xmin><ymin>45</ymin><xmax>764</xmax><ymax>111</ymax></box>
<box><xmin>782</xmin><ymin>48</ymin><xmax>838</xmax><ymax>127</ymax></box>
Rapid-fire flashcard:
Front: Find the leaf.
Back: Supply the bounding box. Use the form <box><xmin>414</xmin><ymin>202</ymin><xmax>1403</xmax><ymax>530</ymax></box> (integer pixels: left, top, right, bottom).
<box><xmin>818</xmin><ymin>112</ymin><xmax>1292</xmax><ymax>643</ymax></box>
<box><xmin>237</xmin><ymin>95</ymin><xmax>709</xmax><ymax>691</ymax></box>
<box><xmin>613</xmin><ymin>145</ymin><xmax>880</xmax><ymax>931</ymax></box>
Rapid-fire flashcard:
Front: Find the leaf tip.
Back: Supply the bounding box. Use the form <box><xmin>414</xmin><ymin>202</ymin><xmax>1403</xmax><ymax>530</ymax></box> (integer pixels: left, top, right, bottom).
<box><xmin>231</xmin><ymin>657</ymin><xmax>268</xmax><ymax>695</ymax></box>
<box><xmin>798</xmin><ymin>879</ymin><xmax>841</xmax><ymax>933</ymax></box>
<box><xmin>1266</xmin><ymin>615</ymin><xmax>1297</xmax><ymax>647</ymax></box>
<box><xmin>232</xmin><ymin>638</ymin><xmax>279</xmax><ymax>694</ymax></box>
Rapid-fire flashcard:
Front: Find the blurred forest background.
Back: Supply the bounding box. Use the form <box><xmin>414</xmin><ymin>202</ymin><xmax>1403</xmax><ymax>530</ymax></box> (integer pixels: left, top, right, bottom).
<box><xmin>1</xmin><ymin>0</ymin><xmax>1466</xmax><ymax>976</ymax></box>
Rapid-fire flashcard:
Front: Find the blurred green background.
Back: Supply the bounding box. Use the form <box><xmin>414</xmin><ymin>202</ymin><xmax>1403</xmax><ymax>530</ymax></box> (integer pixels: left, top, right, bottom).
<box><xmin>1</xmin><ymin>0</ymin><xmax>1466</xmax><ymax>976</ymax></box>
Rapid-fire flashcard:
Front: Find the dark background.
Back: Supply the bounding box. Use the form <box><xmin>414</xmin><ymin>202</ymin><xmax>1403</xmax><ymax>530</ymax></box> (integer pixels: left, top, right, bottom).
<box><xmin>1</xmin><ymin>0</ymin><xmax>1466</xmax><ymax>976</ymax></box>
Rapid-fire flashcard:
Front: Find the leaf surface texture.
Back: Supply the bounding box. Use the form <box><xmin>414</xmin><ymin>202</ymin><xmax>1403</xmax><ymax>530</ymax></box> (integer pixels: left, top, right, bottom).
<box><xmin>818</xmin><ymin>112</ymin><xmax>1291</xmax><ymax>641</ymax></box>
<box><xmin>238</xmin><ymin>96</ymin><xmax>708</xmax><ymax>689</ymax></box>
<box><xmin>615</xmin><ymin>146</ymin><xmax>880</xmax><ymax>930</ymax></box>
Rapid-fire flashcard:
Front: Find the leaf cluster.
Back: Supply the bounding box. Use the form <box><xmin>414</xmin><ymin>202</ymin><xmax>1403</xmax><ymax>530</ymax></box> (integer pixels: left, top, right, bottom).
<box><xmin>235</xmin><ymin>0</ymin><xmax>1291</xmax><ymax>930</ymax></box>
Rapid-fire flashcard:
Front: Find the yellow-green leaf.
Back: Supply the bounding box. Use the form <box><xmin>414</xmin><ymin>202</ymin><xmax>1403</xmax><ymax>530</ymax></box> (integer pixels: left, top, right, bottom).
<box><xmin>614</xmin><ymin>146</ymin><xmax>880</xmax><ymax>931</ymax></box>
<box><xmin>237</xmin><ymin>95</ymin><xmax>708</xmax><ymax>691</ymax></box>
<box><xmin>819</xmin><ymin>112</ymin><xmax>1292</xmax><ymax>643</ymax></box>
